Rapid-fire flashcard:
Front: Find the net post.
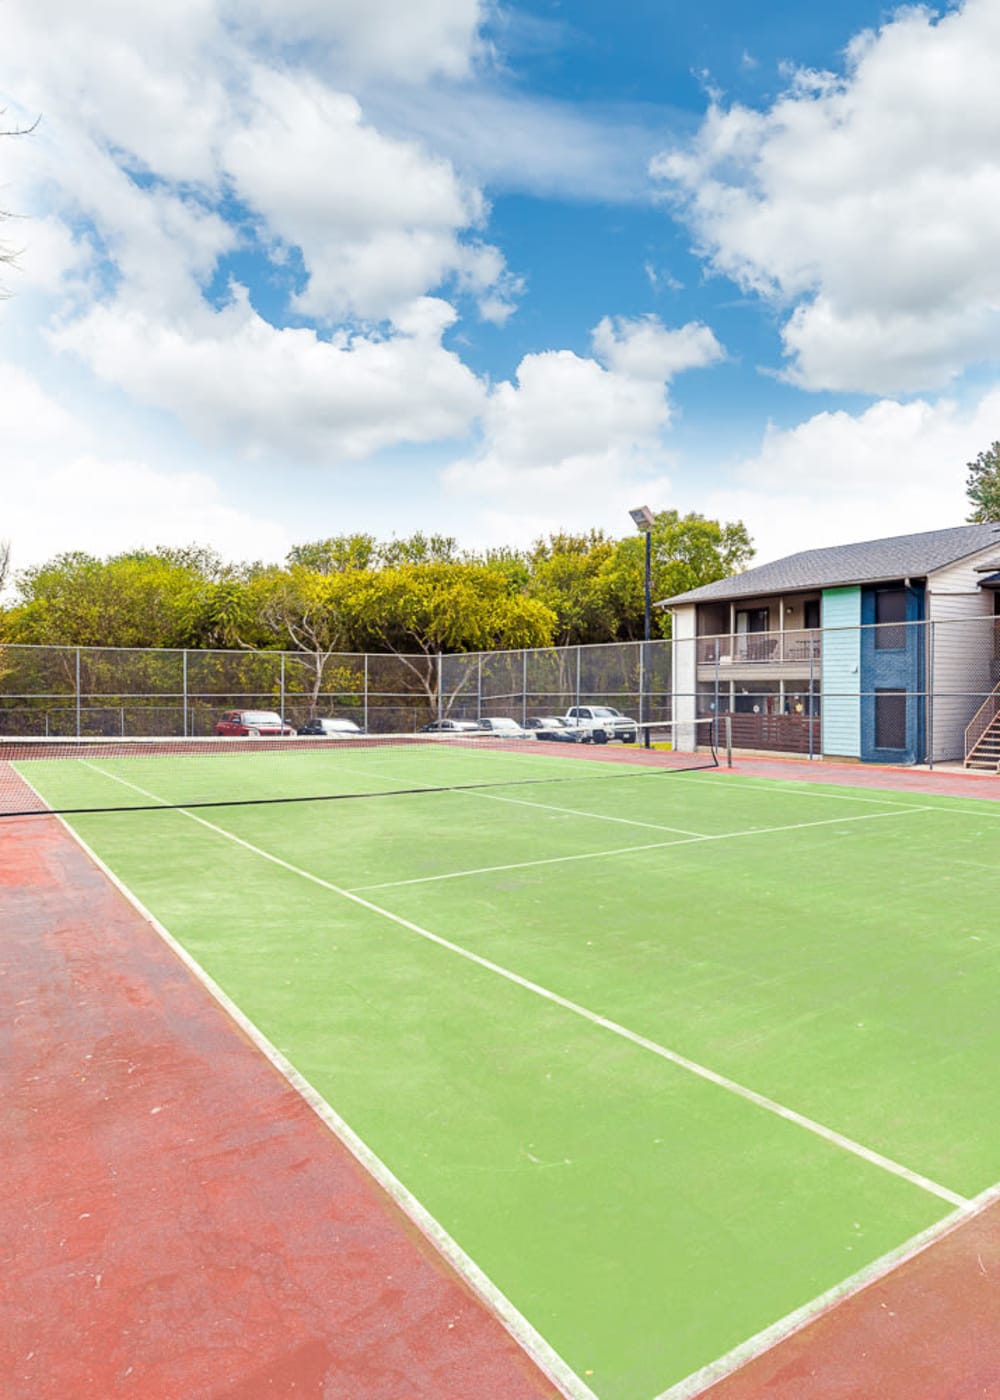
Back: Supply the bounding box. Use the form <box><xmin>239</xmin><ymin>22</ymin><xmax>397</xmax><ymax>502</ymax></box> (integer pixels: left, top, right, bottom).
<box><xmin>713</xmin><ymin>639</ymin><xmax>720</xmax><ymax>751</ymax></box>
<box><xmin>926</xmin><ymin>619</ymin><xmax>934</xmax><ymax>769</ymax></box>
<box><xmin>642</xmin><ymin>642</ymin><xmax>652</xmax><ymax>748</ymax></box>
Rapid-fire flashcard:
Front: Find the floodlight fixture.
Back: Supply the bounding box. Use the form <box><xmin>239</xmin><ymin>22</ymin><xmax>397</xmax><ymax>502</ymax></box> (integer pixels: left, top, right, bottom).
<box><xmin>629</xmin><ymin>504</ymin><xmax>655</xmax><ymax>532</ymax></box>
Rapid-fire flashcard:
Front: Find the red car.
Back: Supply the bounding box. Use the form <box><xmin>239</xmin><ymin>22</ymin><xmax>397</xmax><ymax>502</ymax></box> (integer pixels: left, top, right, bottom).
<box><xmin>214</xmin><ymin>709</ymin><xmax>295</xmax><ymax>737</ymax></box>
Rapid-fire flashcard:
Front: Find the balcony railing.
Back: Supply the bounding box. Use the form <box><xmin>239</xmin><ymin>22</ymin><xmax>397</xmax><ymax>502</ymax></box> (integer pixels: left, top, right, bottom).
<box><xmin>696</xmin><ymin>629</ymin><xmax>822</xmax><ymax>667</ymax></box>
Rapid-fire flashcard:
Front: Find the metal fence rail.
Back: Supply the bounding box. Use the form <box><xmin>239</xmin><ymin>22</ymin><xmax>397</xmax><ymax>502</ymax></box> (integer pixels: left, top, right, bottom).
<box><xmin>1</xmin><ymin>618</ymin><xmax>998</xmax><ymax>766</ymax></box>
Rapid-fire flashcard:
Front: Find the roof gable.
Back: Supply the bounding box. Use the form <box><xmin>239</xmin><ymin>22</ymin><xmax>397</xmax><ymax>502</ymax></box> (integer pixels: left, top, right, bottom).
<box><xmin>660</xmin><ymin>523</ymin><xmax>1000</xmax><ymax>607</ymax></box>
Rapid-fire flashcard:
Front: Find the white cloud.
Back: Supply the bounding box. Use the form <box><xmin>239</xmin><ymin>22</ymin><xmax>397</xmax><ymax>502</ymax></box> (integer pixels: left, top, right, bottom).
<box><xmin>0</xmin><ymin>365</ymin><xmax>292</xmax><ymax>573</ymax></box>
<box><xmin>4</xmin><ymin>0</ymin><xmax>514</xmax><ymax>461</ymax></box>
<box><xmin>51</xmin><ymin>291</ymin><xmax>485</xmax><ymax>461</ymax></box>
<box><xmin>591</xmin><ymin>315</ymin><xmax>724</xmax><ymax>381</ymax></box>
<box><xmin>225</xmin><ymin>67</ymin><xmax>509</xmax><ymax>322</ymax></box>
<box><xmin>229</xmin><ymin>0</ymin><xmax>485</xmax><ymax>83</ymax></box>
<box><xmin>443</xmin><ymin>316</ymin><xmax>724</xmax><ymax>542</ymax></box>
<box><xmin>690</xmin><ymin>386</ymin><xmax>1000</xmax><ymax>565</ymax></box>
<box><xmin>652</xmin><ymin>0</ymin><xmax>1000</xmax><ymax>394</ymax></box>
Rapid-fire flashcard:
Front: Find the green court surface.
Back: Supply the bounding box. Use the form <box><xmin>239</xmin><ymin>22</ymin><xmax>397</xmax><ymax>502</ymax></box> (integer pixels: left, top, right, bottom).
<box><xmin>19</xmin><ymin>746</ymin><xmax>1000</xmax><ymax>1400</ymax></box>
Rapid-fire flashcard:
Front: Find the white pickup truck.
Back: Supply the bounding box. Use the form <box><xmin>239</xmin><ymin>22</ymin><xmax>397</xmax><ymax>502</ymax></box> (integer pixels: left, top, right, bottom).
<box><xmin>564</xmin><ymin>705</ymin><xmax>639</xmax><ymax>744</ymax></box>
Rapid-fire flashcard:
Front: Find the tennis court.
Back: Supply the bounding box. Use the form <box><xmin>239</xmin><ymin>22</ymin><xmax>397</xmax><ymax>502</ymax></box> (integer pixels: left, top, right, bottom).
<box><xmin>6</xmin><ymin>731</ymin><xmax>1000</xmax><ymax>1399</ymax></box>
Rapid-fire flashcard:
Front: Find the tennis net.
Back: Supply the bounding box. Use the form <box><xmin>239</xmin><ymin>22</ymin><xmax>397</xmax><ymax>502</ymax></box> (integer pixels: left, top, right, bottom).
<box><xmin>0</xmin><ymin>718</ymin><xmax>719</xmax><ymax>817</ymax></box>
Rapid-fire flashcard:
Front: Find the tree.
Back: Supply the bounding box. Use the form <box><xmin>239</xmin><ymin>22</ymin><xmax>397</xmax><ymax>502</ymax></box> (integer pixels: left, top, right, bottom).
<box><xmin>345</xmin><ymin>563</ymin><xmax>557</xmax><ymax>714</ymax></box>
<box><xmin>527</xmin><ymin>531</ymin><xmax>619</xmax><ymax>646</ymax></box>
<box><xmin>256</xmin><ymin>568</ymin><xmax>353</xmax><ymax>714</ymax></box>
<box><xmin>286</xmin><ymin>535</ymin><xmax>378</xmax><ymax>574</ymax></box>
<box><xmin>2</xmin><ymin>115</ymin><xmax>39</xmax><ymax>297</ymax></box>
<box><xmin>9</xmin><ymin>552</ymin><xmax>192</xmax><ymax>647</ymax></box>
<box><xmin>966</xmin><ymin>442</ymin><xmax>1000</xmax><ymax>523</ymax></box>
<box><xmin>602</xmin><ymin>511</ymin><xmax>755</xmax><ymax>640</ymax></box>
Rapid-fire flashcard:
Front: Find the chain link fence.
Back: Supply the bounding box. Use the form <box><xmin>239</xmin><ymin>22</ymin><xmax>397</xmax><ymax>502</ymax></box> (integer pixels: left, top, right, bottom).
<box><xmin>1</xmin><ymin>617</ymin><xmax>998</xmax><ymax>764</ymax></box>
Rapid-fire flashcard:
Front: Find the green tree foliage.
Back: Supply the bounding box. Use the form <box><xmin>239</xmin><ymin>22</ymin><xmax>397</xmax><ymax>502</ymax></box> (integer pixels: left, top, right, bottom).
<box><xmin>347</xmin><ymin>561</ymin><xmax>557</xmax><ymax>709</ymax></box>
<box><xmin>9</xmin><ymin>552</ymin><xmax>196</xmax><ymax>647</ymax></box>
<box><xmin>966</xmin><ymin>442</ymin><xmax>1000</xmax><ymax>523</ymax></box>
<box><xmin>286</xmin><ymin>535</ymin><xmax>378</xmax><ymax>574</ymax></box>
<box><xmin>7</xmin><ymin>548</ymin><xmax>265</xmax><ymax>650</ymax></box>
<box><xmin>4</xmin><ymin>511</ymin><xmax>751</xmax><ymax>657</ymax></box>
<box><xmin>607</xmin><ymin>511</ymin><xmax>754</xmax><ymax>640</ymax></box>
<box><xmin>527</xmin><ymin>531</ymin><xmax>619</xmax><ymax>645</ymax></box>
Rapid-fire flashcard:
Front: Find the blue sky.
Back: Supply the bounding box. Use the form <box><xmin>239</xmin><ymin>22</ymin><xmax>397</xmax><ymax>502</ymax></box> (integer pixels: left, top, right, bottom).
<box><xmin>3</xmin><ymin>0</ymin><xmax>998</xmax><ymax>577</ymax></box>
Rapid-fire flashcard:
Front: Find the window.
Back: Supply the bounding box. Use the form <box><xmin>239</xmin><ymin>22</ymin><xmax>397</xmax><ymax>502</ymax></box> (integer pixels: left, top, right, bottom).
<box><xmin>875</xmin><ymin>689</ymin><xmax>907</xmax><ymax>749</ymax></box>
<box><xmin>735</xmin><ymin>607</ymin><xmax>771</xmax><ymax>660</ymax></box>
<box><xmin>875</xmin><ymin>589</ymin><xmax>907</xmax><ymax>649</ymax></box>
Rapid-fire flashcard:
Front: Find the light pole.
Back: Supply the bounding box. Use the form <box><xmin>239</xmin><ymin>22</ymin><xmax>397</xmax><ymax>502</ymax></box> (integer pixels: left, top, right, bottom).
<box><xmin>629</xmin><ymin>505</ymin><xmax>655</xmax><ymax>745</ymax></box>
<box><xmin>629</xmin><ymin>505</ymin><xmax>655</xmax><ymax>643</ymax></box>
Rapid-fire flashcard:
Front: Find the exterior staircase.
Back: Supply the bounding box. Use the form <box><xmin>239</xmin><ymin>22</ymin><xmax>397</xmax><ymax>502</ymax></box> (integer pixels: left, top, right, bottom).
<box><xmin>965</xmin><ymin>682</ymin><xmax>1000</xmax><ymax>770</ymax></box>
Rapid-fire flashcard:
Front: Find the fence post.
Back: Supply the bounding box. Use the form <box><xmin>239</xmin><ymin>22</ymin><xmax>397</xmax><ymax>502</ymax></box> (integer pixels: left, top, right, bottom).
<box><xmin>808</xmin><ymin>647</ymin><xmax>815</xmax><ymax>761</ymax></box>
<box><xmin>522</xmin><ymin>650</ymin><xmax>528</xmax><ymax>727</ymax></box>
<box><xmin>438</xmin><ymin>653</ymin><xmax>444</xmax><ymax>723</ymax></box>
<box><xmin>364</xmin><ymin>654</ymin><xmax>370</xmax><ymax>733</ymax></box>
<box><xmin>75</xmin><ymin>647</ymin><xmax>81</xmax><ymax>738</ymax></box>
<box><xmin>927</xmin><ymin>620</ymin><xmax>935</xmax><ymax>769</ymax></box>
<box><xmin>638</xmin><ymin>640</ymin><xmax>645</xmax><ymax>728</ymax></box>
<box><xmin>477</xmin><ymin>654</ymin><xmax>483</xmax><ymax>723</ymax></box>
<box><xmin>713</xmin><ymin>641</ymin><xmax>720</xmax><ymax>749</ymax></box>
<box><xmin>575</xmin><ymin>646</ymin><xmax>581</xmax><ymax>711</ymax></box>
<box><xmin>182</xmin><ymin>649</ymin><xmax>188</xmax><ymax>737</ymax></box>
<box><xmin>279</xmin><ymin>653</ymin><xmax>286</xmax><ymax>724</ymax></box>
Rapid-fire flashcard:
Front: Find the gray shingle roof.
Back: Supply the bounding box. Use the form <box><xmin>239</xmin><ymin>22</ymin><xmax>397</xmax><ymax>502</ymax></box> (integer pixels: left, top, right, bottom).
<box><xmin>659</xmin><ymin>522</ymin><xmax>1000</xmax><ymax>607</ymax></box>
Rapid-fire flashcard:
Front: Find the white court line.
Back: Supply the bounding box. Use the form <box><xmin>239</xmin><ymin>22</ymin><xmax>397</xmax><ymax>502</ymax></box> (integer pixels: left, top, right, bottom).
<box><xmin>655</xmin><ymin>1180</ymin><xmax>1000</xmax><ymax>1400</ymax></box>
<box><xmin>469</xmin><ymin>788</ymin><xmax>707</xmax><ymax>836</ymax></box>
<box><xmin>671</xmin><ymin>770</ymin><xmax>1000</xmax><ymax>818</ymax></box>
<box><xmin>352</xmin><ymin>804</ymin><xmax>933</xmax><ymax>892</ymax></box>
<box><xmin>79</xmin><ymin>759</ymin><xmax>968</xmax><ymax>1212</ymax></box>
<box><xmin>40</xmin><ymin>763</ymin><xmax>592</xmax><ymax>1400</ymax></box>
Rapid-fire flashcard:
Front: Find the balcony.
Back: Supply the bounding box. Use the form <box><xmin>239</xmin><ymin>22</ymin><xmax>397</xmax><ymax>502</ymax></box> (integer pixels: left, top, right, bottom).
<box><xmin>696</xmin><ymin>629</ymin><xmax>822</xmax><ymax>679</ymax></box>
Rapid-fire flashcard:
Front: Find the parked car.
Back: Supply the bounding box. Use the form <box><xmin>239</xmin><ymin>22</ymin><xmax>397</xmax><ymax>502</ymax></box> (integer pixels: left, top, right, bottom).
<box><xmin>478</xmin><ymin>717</ymin><xmax>535</xmax><ymax>739</ymax></box>
<box><xmin>421</xmin><ymin>719</ymin><xmax>484</xmax><ymax>733</ymax></box>
<box><xmin>214</xmin><ymin>709</ymin><xmax>295</xmax><ymax>737</ymax></box>
<box><xmin>524</xmin><ymin>716</ymin><xmax>591</xmax><ymax>743</ymax></box>
<box><xmin>297</xmin><ymin>718</ymin><xmax>365</xmax><ymax>738</ymax></box>
<box><xmin>564</xmin><ymin>705</ymin><xmax>638</xmax><ymax>743</ymax></box>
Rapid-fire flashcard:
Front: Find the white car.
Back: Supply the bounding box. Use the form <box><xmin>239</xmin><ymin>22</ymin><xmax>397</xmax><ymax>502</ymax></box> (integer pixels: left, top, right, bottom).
<box><xmin>478</xmin><ymin>717</ymin><xmax>535</xmax><ymax>739</ymax></box>
<box><xmin>564</xmin><ymin>706</ymin><xmax>638</xmax><ymax>743</ymax></box>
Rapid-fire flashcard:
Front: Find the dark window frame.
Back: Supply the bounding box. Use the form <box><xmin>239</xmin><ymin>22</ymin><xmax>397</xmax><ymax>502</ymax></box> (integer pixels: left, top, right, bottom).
<box><xmin>874</xmin><ymin>588</ymin><xmax>907</xmax><ymax>650</ymax></box>
<box><xmin>874</xmin><ymin>688</ymin><xmax>907</xmax><ymax>750</ymax></box>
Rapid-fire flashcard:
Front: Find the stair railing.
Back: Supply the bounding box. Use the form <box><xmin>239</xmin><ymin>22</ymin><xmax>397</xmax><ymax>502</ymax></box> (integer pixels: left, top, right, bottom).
<box><xmin>964</xmin><ymin>681</ymin><xmax>1000</xmax><ymax>765</ymax></box>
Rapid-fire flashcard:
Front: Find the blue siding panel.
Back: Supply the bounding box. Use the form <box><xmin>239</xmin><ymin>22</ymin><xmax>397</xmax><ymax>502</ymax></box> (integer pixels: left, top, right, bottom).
<box><xmin>859</xmin><ymin>585</ymin><xmax>926</xmax><ymax>763</ymax></box>
<box><xmin>821</xmin><ymin>588</ymin><xmax>861</xmax><ymax>757</ymax></box>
